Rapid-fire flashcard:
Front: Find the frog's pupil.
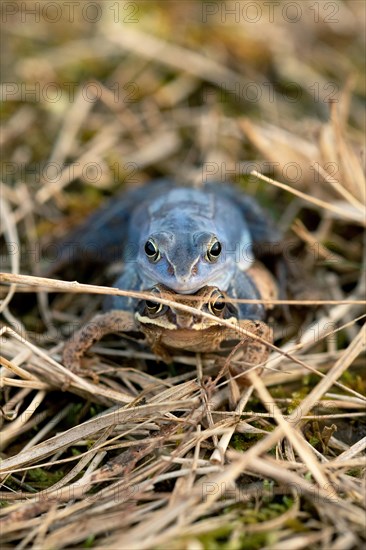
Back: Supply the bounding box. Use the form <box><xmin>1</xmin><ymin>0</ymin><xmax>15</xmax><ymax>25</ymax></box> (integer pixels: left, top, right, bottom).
<box><xmin>210</xmin><ymin>241</ymin><xmax>221</xmax><ymax>257</ymax></box>
<box><xmin>213</xmin><ymin>300</ymin><xmax>225</xmax><ymax>312</ymax></box>
<box><xmin>145</xmin><ymin>240</ymin><xmax>157</xmax><ymax>257</ymax></box>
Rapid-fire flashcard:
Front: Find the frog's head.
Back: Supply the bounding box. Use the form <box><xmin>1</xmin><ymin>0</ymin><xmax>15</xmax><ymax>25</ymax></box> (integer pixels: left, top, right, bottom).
<box><xmin>135</xmin><ymin>285</ymin><xmax>238</xmax><ymax>331</ymax></box>
<box><xmin>138</xmin><ymin>230</ymin><xmax>232</xmax><ymax>293</ymax></box>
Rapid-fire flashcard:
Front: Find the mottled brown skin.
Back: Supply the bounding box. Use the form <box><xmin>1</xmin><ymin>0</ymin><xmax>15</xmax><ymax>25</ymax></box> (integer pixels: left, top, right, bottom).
<box><xmin>62</xmin><ymin>310</ymin><xmax>136</xmax><ymax>373</ymax></box>
<box><xmin>134</xmin><ymin>285</ymin><xmax>240</xmax><ymax>362</ymax></box>
<box><xmin>62</xmin><ymin>262</ymin><xmax>277</xmax><ymax>385</ymax></box>
<box><xmin>62</xmin><ymin>285</ymin><xmax>239</xmax><ymax>371</ymax></box>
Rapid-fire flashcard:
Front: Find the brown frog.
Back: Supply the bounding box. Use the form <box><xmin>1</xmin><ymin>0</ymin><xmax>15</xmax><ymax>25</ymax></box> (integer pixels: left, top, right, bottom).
<box><xmin>62</xmin><ymin>263</ymin><xmax>276</xmax><ymax>386</ymax></box>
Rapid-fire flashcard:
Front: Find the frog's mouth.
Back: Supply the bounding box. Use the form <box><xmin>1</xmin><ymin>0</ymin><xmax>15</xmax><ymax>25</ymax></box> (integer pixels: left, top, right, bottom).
<box><xmin>135</xmin><ymin>314</ymin><xmax>238</xmax><ymax>331</ymax></box>
<box><xmin>135</xmin><ymin>313</ymin><xmax>178</xmax><ymax>331</ymax></box>
<box><xmin>189</xmin><ymin>317</ymin><xmax>238</xmax><ymax>331</ymax></box>
<box><xmin>168</xmin><ymin>269</ymin><xmax>234</xmax><ymax>294</ymax></box>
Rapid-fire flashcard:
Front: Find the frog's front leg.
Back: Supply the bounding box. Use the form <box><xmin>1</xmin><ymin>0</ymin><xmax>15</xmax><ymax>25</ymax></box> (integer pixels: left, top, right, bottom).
<box><xmin>141</xmin><ymin>325</ymin><xmax>174</xmax><ymax>364</ymax></box>
<box><xmin>227</xmin><ymin>319</ymin><xmax>273</xmax><ymax>387</ymax></box>
<box><xmin>62</xmin><ymin>310</ymin><xmax>137</xmax><ymax>373</ymax></box>
<box><xmin>63</xmin><ymin>264</ymin><xmax>147</xmax><ymax>373</ymax></box>
<box><xmin>103</xmin><ymin>263</ymin><xmax>143</xmax><ymax>312</ymax></box>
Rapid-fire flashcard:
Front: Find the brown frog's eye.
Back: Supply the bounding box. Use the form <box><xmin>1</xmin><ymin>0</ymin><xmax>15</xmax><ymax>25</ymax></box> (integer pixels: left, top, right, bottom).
<box><xmin>145</xmin><ymin>300</ymin><xmax>163</xmax><ymax>315</ymax></box>
<box><xmin>144</xmin><ymin>239</ymin><xmax>160</xmax><ymax>262</ymax></box>
<box><xmin>208</xmin><ymin>292</ymin><xmax>226</xmax><ymax>316</ymax></box>
<box><xmin>206</xmin><ymin>239</ymin><xmax>222</xmax><ymax>262</ymax></box>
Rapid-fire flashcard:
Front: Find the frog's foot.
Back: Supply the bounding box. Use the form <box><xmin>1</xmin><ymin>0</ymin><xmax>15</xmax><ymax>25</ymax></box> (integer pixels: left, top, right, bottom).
<box><xmin>150</xmin><ymin>342</ymin><xmax>174</xmax><ymax>364</ymax></box>
<box><xmin>141</xmin><ymin>326</ymin><xmax>174</xmax><ymax>364</ymax></box>
<box><xmin>62</xmin><ymin>310</ymin><xmax>137</xmax><ymax>374</ymax></box>
<box><xmin>227</xmin><ymin>319</ymin><xmax>273</xmax><ymax>387</ymax></box>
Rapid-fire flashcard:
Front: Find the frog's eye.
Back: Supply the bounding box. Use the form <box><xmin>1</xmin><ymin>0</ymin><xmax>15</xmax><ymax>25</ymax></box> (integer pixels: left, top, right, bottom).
<box><xmin>144</xmin><ymin>239</ymin><xmax>160</xmax><ymax>262</ymax></box>
<box><xmin>145</xmin><ymin>300</ymin><xmax>163</xmax><ymax>315</ymax></box>
<box><xmin>206</xmin><ymin>239</ymin><xmax>222</xmax><ymax>262</ymax></box>
<box><xmin>208</xmin><ymin>292</ymin><xmax>226</xmax><ymax>316</ymax></box>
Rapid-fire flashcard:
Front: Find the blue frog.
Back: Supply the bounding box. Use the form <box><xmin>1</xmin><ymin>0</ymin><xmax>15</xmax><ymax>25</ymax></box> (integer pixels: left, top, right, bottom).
<box><xmin>55</xmin><ymin>180</ymin><xmax>281</xmax><ymax>322</ymax></box>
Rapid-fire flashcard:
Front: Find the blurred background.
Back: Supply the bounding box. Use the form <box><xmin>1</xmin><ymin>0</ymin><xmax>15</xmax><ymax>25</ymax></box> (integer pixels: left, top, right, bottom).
<box><xmin>2</xmin><ymin>1</ymin><xmax>365</xmax><ymax>225</ymax></box>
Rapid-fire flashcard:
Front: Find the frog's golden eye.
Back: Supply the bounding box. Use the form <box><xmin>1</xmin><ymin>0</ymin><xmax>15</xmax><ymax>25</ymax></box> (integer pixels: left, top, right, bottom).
<box><xmin>144</xmin><ymin>239</ymin><xmax>160</xmax><ymax>262</ymax></box>
<box><xmin>206</xmin><ymin>239</ymin><xmax>222</xmax><ymax>262</ymax></box>
<box><xmin>208</xmin><ymin>292</ymin><xmax>226</xmax><ymax>315</ymax></box>
<box><xmin>145</xmin><ymin>300</ymin><xmax>163</xmax><ymax>315</ymax></box>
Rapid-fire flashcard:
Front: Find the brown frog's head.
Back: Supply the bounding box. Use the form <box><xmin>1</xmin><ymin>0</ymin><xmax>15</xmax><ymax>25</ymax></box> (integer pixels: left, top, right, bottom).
<box><xmin>135</xmin><ymin>284</ymin><xmax>238</xmax><ymax>331</ymax></box>
<box><xmin>135</xmin><ymin>284</ymin><xmax>240</xmax><ymax>356</ymax></box>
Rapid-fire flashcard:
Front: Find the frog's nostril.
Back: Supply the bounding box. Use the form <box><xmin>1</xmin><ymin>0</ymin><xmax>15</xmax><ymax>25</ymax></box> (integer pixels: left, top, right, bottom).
<box><xmin>191</xmin><ymin>265</ymin><xmax>198</xmax><ymax>276</ymax></box>
<box><xmin>167</xmin><ymin>264</ymin><xmax>174</xmax><ymax>276</ymax></box>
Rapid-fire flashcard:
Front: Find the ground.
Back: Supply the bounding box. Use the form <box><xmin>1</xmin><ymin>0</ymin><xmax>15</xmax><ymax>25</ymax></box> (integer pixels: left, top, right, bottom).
<box><xmin>0</xmin><ymin>2</ymin><xmax>365</xmax><ymax>549</ymax></box>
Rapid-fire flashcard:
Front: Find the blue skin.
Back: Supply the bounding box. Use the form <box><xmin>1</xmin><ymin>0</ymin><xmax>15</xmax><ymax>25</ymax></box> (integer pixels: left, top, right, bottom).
<box><xmin>127</xmin><ymin>188</ymin><xmax>253</xmax><ymax>291</ymax></box>
<box><xmin>56</xmin><ymin>180</ymin><xmax>280</xmax><ymax>318</ymax></box>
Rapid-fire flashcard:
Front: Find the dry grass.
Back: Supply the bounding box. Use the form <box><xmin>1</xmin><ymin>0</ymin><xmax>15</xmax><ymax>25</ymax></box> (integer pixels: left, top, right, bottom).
<box><xmin>1</xmin><ymin>2</ymin><xmax>365</xmax><ymax>549</ymax></box>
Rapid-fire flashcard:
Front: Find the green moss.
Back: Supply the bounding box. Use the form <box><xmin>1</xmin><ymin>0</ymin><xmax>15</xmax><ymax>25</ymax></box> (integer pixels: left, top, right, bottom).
<box><xmin>286</xmin><ymin>389</ymin><xmax>310</xmax><ymax>414</ymax></box>
<box><xmin>231</xmin><ymin>433</ymin><xmax>263</xmax><ymax>453</ymax></box>
<box><xmin>179</xmin><ymin>492</ymin><xmax>296</xmax><ymax>549</ymax></box>
<box><xmin>83</xmin><ymin>534</ymin><xmax>96</xmax><ymax>548</ymax></box>
<box><xmin>308</xmin><ymin>435</ymin><xmax>320</xmax><ymax>447</ymax></box>
<box><xmin>341</xmin><ymin>370</ymin><xmax>366</xmax><ymax>393</ymax></box>
<box><xmin>26</xmin><ymin>467</ymin><xmax>64</xmax><ymax>489</ymax></box>
<box><xmin>346</xmin><ymin>468</ymin><xmax>364</xmax><ymax>478</ymax></box>
<box><xmin>285</xmin><ymin>518</ymin><xmax>309</xmax><ymax>532</ymax></box>
<box><xmin>192</xmin><ymin>522</ymin><xmax>280</xmax><ymax>549</ymax></box>
<box><xmin>71</xmin><ymin>447</ymin><xmax>82</xmax><ymax>457</ymax></box>
<box><xmin>197</xmin><ymin>528</ymin><xmax>272</xmax><ymax>550</ymax></box>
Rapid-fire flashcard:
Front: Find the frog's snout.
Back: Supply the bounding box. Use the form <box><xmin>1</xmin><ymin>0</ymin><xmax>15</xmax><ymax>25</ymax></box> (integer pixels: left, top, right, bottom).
<box><xmin>165</xmin><ymin>256</ymin><xmax>199</xmax><ymax>287</ymax></box>
<box><xmin>172</xmin><ymin>258</ymin><xmax>199</xmax><ymax>279</ymax></box>
<box><xmin>175</xmin><ymin>313</ymin><xmax>195</xmax><ymax>329</ymax></box>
